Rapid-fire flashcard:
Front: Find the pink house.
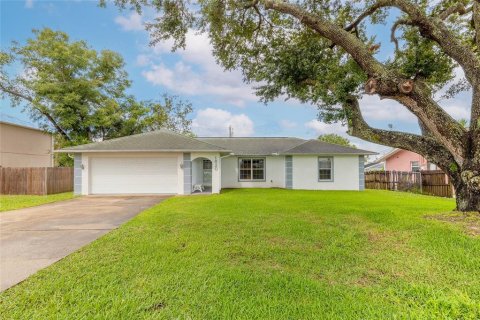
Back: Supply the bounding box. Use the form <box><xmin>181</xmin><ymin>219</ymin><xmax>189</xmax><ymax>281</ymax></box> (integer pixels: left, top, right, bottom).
<box><xmin>368</xmin><ymin>148</ymin><xmax>438</xmax><ymax>172</ymax></box>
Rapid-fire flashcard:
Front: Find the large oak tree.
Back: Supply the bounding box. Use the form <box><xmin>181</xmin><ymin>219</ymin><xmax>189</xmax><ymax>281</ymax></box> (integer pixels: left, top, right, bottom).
<box><xmin>1</xmin><ymin>28</ymin><xmax>193</xmax><ymax>165</ymax></box>
<box><xmin>106</xmin><ymin>0</ymin><xmax>480</xmax><ymax>211</ymax></box>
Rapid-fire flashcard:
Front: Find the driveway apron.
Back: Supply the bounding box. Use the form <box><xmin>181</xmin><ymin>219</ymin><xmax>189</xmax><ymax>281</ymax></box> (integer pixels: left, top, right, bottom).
<box><xmin>0</xmin><ymin>196</ymin><xmax>168</xmax><ymax>291</ymax></box>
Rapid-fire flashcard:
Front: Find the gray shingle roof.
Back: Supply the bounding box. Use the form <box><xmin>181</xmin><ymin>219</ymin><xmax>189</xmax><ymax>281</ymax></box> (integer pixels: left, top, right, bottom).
<box><xmin>197</xmin><ymin>137</ymin><xmax>305</xmax><ymax>155</ymax></box>
<box><xmin>282</xmin><ymin>139</ymin><xmax>377</xmax><ymax>155</ymax></box>
<box><xmin>57</xmin><ymin>130</ymin><xmax>377</xmax><ymax>155</ymax></box>
<box><xmin>198</xmin><ymin>137</ymin><xmax>376</xmax><ymax>155</ymax></box>
<box><xmin>58</xmin><ymin>129</ymin><xmax>230</xmax><ymax>153</ymax></box>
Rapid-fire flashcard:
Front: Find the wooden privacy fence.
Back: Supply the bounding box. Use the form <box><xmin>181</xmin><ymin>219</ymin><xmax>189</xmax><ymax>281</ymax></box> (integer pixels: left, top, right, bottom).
<box><xmin>365</xmin><ymin>170</ymin><xmax>453</xmax><ymax>198</ymax></box>
<box><xmin>0</xmin><ymin>167</ymin><xmax>73</xmax><ymax>195</ymax></box>
<box><xmin>420</xmin><ymin>170</ymin><xmax>453</xmax><ymax>198</ymax></box>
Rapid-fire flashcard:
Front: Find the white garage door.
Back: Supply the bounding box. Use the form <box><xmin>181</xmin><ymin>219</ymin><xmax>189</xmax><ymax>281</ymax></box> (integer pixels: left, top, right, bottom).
<box><xmin>90</xmin><ymin>157</ymin><xmax>178</xmax><ymax>194</ymax></box>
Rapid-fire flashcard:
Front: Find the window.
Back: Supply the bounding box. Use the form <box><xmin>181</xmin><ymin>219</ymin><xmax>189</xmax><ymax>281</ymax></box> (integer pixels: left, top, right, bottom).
<box><xmin>203</xmin><ymin>159</ymin><xmax>212</xmax><ymax>170</ymax></box>
<box><xmin>239</xmin><ymin>158</ymin><xmax>265</xmax><ymax>181</ymax></box>
<box><xmin>318</xmin><ymin>157</ymin><xmax>333</xmax><ymax>181</ymax></box>
<box><xmin>411</xmin><ymin>161</ymin><xmax>420</xmax><ymax>172</ymax></box>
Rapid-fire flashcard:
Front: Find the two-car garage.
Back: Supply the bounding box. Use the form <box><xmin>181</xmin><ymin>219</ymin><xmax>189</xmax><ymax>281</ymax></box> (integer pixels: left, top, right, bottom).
<box><xmin>89</xmin><ymin>157</ymin><xmax>179</xmax><ymax>194</ymax></box>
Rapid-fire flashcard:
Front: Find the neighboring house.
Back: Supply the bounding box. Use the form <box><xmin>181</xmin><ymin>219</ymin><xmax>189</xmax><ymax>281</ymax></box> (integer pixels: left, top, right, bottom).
<box><xmin>0</xmin><ymin>121</ymin><xmax>54</xmax><ymax>167</ymax></box>
<box><xmin>364</xmin><ymin>161</ymin><xmax>385</xmax><ymax>172</ymax></box>
<box><xmin>366</xmin><ymin>148</ymin><xmax>438</xmax><ymax>172</ymax></box>
<box><xmin>57</xmin><ymin>129</ymin><xmax>376</xmax><ymax>195</ymax></box>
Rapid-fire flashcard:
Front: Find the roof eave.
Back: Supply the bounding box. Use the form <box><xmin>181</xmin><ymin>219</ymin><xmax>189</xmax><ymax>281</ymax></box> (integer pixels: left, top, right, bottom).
<box><xmin>281</xmin><ymin>152</ymin><xmax>378</xmax><ymax>156</ymax></box>
<box><xmin>375</xmin><ymin>148</ymin><xmax>400</xmax><ymax>162</ymax></box>
<box><xmin>55</xmin><ymin>149</ymin><xmax>231</xmax><ymax>153</ymax></box>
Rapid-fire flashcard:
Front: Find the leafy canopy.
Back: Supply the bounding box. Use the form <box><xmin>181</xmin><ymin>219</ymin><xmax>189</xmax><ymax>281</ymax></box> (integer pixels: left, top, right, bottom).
<box><xmin>318</xmin><ymin>133</ymin><xmax>356</xmax><ymax>148</ymax></box>
<box><xmin>104</xmin><ymin>0</ymin><xmax>466</xmax><ymax>123</ymax></box>
<box><xmin>1</xmin><ymin>28</ymin><xmax>193</xmax><ymax>164</ymax></box>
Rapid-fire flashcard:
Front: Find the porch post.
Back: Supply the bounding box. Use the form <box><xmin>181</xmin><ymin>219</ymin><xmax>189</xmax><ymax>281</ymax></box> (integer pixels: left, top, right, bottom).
<box><xmin>183</xmin><ymin>153</ymin><xmax>192</xmax><ymax>195</ymax></box>
<box><xmin>73</xmin><ymin>153</ymin><xmax>82</xmax><ymax>195</ymax></box>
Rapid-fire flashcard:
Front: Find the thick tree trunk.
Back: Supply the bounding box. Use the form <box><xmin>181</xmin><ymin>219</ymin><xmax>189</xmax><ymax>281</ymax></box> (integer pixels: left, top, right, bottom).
<box><xmin>454</xmin><ymin>182</ymin><xmax>480</xmax><ymax>212</ymax></box>
<box><xmin>447</xmin><ymin>161</ymin><xmax>480</xmax><ymax>212</ymax></box>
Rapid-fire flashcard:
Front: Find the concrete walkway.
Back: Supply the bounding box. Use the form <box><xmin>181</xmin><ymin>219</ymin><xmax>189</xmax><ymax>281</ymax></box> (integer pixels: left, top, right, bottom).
<box><xmin>0</xmin><ymin>196</ymin><xmax>168</xmax><ymax>291</ymax></box>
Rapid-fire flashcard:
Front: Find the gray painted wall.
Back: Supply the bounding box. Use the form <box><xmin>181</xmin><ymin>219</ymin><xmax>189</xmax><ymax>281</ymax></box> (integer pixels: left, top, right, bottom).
<box><xmin>183</xmin><ymin>153</ymin><xmax>192</xmax><ymax>195</ymax></box>
<box><xmin>359</xmin><ymin>155</ymin><xmax>365</xmax><ymax>191</ymax></box>
<box><xmin>73</xmin><ymin>153</ymin><xmax>82</xmax><ymax>195</ymax></box>
<box><xmin>285</xmin><ymin>155</ymin><xmax>293</xmax><ymax>189</ymax></box>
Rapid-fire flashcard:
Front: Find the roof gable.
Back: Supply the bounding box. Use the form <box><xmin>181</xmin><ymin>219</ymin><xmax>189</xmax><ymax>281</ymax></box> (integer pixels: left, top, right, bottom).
<box><xmin>373</xmin><ymin>148</ymin><xmax>400</xmax><ymax>163</ymax></box>
<box><xmin>58</xmin><ymin>129</ymin><xmax>229</xmax><ymax>153</ymax></box>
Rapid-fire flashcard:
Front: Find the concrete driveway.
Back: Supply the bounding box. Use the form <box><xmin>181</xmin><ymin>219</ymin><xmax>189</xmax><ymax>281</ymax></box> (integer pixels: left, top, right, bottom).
<box><xmin>0</xmin><ymin>196</ymin><xmax>168</xmax><ymax>291</ymax></box>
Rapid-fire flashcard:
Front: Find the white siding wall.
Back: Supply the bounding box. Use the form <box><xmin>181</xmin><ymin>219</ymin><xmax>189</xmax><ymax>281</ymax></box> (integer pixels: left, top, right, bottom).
<box><xmin>80</xmin><ymin>152</ymin><xmax>184</xmax><ymax>195</ymax></box>
<box><xmin>77</xmin><ymin>152</ymin><xmax>361</xmax><ymax>195</ymax></box>
<box><xmin>292</xmin><ymin>155</ymin><xmax>360</xmax><ymax>190</ymax></box>
<box><xmin>220</xmin><ymin>156</ymin><xmax>286</xmax><ymax>189</ymax></box>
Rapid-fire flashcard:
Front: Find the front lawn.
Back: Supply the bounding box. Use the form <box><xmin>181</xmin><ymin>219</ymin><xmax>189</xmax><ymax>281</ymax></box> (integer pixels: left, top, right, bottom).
<box><xmin>1</xmin><ymin>189</ymin><xmax>479</xmax><ymax>319</ymax></box>
<box><xmin>0</xmin><ymin>192</ymin><xmax>74</xmax><ymax>212</ymax></box>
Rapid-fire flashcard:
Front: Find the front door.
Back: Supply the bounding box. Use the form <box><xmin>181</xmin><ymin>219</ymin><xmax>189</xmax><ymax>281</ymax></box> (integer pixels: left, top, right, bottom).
<box><xmin>203</xmin><ymin>159</ymin><xmax>212</xmax><ymax>187</ymax></box>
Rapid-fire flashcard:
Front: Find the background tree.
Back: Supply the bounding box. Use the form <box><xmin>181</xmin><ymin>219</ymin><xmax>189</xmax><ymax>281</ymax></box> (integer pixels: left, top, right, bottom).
<box><xmin>1</xmin><ymin>28</ymin><xmax>192</xmax><ymax>165</ymax></box>
<box><xmin>105</xmin><ymin>0</ymin><xmax>480</xmax><ymax>211</ymax></box>
<box><xmin>318</xmin><ymin>134</ymin><xmax>356</xmax><ymax>148</ymax></box>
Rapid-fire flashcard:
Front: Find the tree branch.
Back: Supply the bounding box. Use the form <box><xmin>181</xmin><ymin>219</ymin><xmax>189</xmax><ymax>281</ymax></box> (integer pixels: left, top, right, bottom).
<box><xmin>243</xmin><ymin>0</ymin><xmax>259</xmax><ymax>10</ymax></box>
<box><xmin>344</xmin><ymin>0</ymin><xmax>388</xmax><ymax>32</ymax></box>
<box><xmin>389</xmin><ymin>81</ymin><xmax>466</xmax><ymax>164</ymax></box>
<box><xmin>390</xmin><ymin>0</ymin><xmax>480</xmax><ymax>86</ymax></box>
<box><xmin>260</xmin><ymin>1</ymin><xmax>467</xmax><ymax>162</ymax></box>
<box><xmin>390</xmin><ymin>18</ymin><xmax>414</xmax><ymax>52</ymax></box>
<box><xmin>470</xmin><ymin>3</ymin><xmax>480</xmax><ymax>153</ymax></box>
<box><xmin>470</xmin><ymin>85</ymin><xmax>480</xmax><ymax>163</ymax></box>
<box><xmin>0</xmin><ymin>82</ymin><xmax>71</xmax><ymax>141</ymax></box>
<box><xmin>438</xmin><ymin>2</ymin><xmax>470</xmax><ymax>20</ymax></box>
<box><xmin>342</xmin><ymin>96</ymin><xmax>460</xmax><ymax>176</ymax></box>
<box><xmin>309</xmin><ymin>0</ymin><xmax>480</xmax><ymax>86</ymax></box>
<box><xmin>262</xmin><ymin>0</ymin><xmax>386</xmax><ymax>77</ymax></box>
<box><xmin>360</xmin><ymin>76</ymin><xmax>466</xmax><ymax>164</ymax></box>
<box><xmin>473</xmin><ymin>2</ymin><xmax>480</xmax><ymax>51</ymax></box>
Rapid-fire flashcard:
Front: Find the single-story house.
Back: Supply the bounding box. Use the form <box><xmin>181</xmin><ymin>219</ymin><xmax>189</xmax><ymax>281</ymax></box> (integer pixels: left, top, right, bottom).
<box><xmin>57</xmin><ymin>129</ymin><xmax>376</xmax><ymax>195</ymax></box>
<box><xmin>0</xmin><ymin>121</ymin><xmax>54</xmax><ymax>167</ymax></box>
<box><xmin>365</xmin><ymin>148</ymin><xmax>438</xmax><ymax>172</ymax></box>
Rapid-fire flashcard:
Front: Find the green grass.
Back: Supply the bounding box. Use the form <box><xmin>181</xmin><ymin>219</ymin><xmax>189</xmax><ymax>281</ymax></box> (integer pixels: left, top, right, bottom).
<box><xmin>0</xmin><ymin>192</ymin><xmax>74</xmax><ymax>212</ymax></box>
<box><xmin>1</xmin><ymin>189</ymin><xmax>479</xmax><ymax>319</ymax></box>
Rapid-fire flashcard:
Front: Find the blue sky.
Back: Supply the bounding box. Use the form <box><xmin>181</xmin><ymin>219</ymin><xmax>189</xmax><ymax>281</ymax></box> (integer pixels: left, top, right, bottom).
<box><xmin>0</xmin><ymin>1</ymin><xmax>472</xmax><ymax>156</ymax></box>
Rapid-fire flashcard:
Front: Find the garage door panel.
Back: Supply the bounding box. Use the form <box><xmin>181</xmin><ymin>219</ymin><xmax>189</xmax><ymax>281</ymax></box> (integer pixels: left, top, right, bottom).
<box><xmin>90</xmin><ymin>157</ymin><xmax>178</xmax><ymax>194</ymax></box>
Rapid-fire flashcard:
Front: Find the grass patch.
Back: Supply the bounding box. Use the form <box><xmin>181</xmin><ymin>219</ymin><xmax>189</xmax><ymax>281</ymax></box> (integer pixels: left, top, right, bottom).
<box><xmin>1</xmin><ymin>189</ymin><xmax>479</xmax><ymax>319</ymax></box>
<box><xmin>0</xmin><ymin>192</ymin><xmax>74</xmax><ymax>212</ymax></box>
<box><xmin>427</xmin><ymin>211</ymin><xmax>480</xmax><ymax>237</ymax></box>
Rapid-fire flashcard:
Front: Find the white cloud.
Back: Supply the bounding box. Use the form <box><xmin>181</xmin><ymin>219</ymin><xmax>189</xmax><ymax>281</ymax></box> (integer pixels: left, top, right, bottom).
<box><xmin>142</xmin><ymin>60</ymin><xmax>256</xmax><ymax>107</ymax></box>
<box><xmin>115</xmin><ymin>12</ymin><xmax>143</xmax><ymax>31</ymax></box>
<box><xmin>359</xmin><ymin>95</ymin><xmax>417</xmax><ymax>123</ymax></box>
<box><xmin>142</xmin><ymin>63</ymin><xmax>174</xmax><ymax>86</ymax></box>
<box><xmin>305</xmin><ymin>120</ymin><xmax>347</xmax><ymax>136</ymax></box>
<box><xmin>152</xmin><ymin>31</ymin><xmax>213</xmax><ymax>65</ymax></box>
<box><xmin>135</xmin><ymin>54</ymin><xmax>150</xmax><ymax>66</ymax></box>
<box><xmin>25</xmin><ymin>0</ymin><xmax>34</xmax><ymax>8</ymax></box>
<box><xmin>442</xmin><ymin>104</ymin><xmax>470</xmax><ymax>120</ymax></box>
<box><xmin>279</xmin><ymin>119</ymin><xmax>297</xmax><ymax>129</ymax></box>
<box><xmin>434</xmin><ymin>67</ymin><xmax>472</xmax><ymax>121</ymax></box>
<box><xmin>192</xmin><ymin>108</ymin><xmax>254</xmax><ymax>137</ymax></box>
<box><xmin>142</xmin><ymin>30</ymin><xmax>257</xmax><ymax>107</ymax></box>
